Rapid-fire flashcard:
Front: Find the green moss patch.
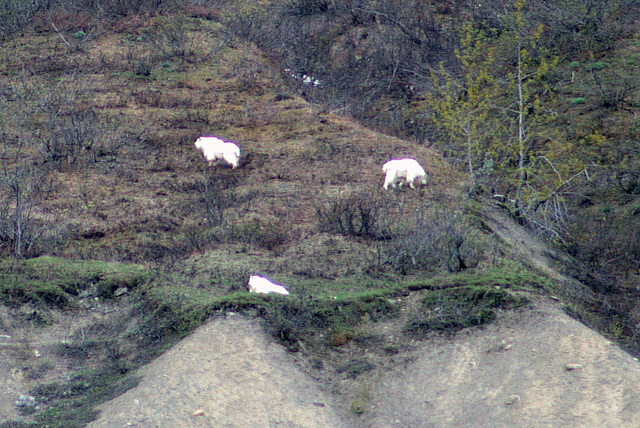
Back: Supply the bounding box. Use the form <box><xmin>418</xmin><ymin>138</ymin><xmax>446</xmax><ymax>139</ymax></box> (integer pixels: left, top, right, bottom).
<box><xmin>0</xmin><ymin>256</ymin><xmax>150</xmax><ymax>308</ymax></box>
<box><xmin>405</xmin><ymin>286</ymin><xmax>528</xmax><ymax>336</ymax></box>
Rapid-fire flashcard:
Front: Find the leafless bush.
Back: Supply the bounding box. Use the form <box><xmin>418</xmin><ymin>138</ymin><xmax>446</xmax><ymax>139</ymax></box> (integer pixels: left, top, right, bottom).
<box><xmin>27</xmin><ymin>79</ymin><xmax>145</xmax><ymax>167</ymax></box>
<box><xmin>282</xmin><ymin>0</ymin><xmax>328</xmax><ymax>16</ymax></box>
<box><xmin>315</xmin><ymin>189</ymin><xmax>392</xmax><ymax>240</ymax></box>
<box><xmin>222</xmin><ymin>2</ymin><xmax>269</xmax><ymax>44</ymax></box>
<box><xmin>0</xmin><ymin>0</ymin><xmax>42</xmax><ymax>39</ymax></box>
<box><xmin>229</xmin><ymin>52</ymin><xmax>264</xmax><ymax>93</ymax></box>
<box><xmin>146</xmin><ymin>15</ymin><xmax>198</xmax><ymax>61</ymax></box>
<box><xmin>232</xmin><ymin>215</ymin><xmax>292</xmax><ymax>252</ymax></box>
<box><xmin>70</xmin><ymin>0</ymin><xmax>185</xmax><ymax>16</ymax></box>
<box><xmin>385</xmin><ymin>205</ymin><xmax>483</xmax><ymax>274</ymax></box>
<box><xmin>0</xmin><ymin>90</ymin><xmax>68</xmax><ymax>257</ymax></box>
<box><xmin>195</xmin><ymin>171</ymin><xmax>240</xmax><ymax>227</ymax></box>
<box><xmin>125</xmin><ymin>47</ymin><xmax>163</xmax><ymax>76</ymax></box>
<box><xmin>0</xmin><ymin>143</ymin><xmax>57</xmax><ymax>258</ymax></box>
<box><xmin>180</xmin><ymin>221</ymin><xmax>221</xmax><ymax>254</ymax></box>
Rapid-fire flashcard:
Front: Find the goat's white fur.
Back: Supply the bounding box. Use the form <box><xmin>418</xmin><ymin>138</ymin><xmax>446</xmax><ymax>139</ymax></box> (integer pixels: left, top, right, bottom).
<box><xmin>248</xmin><ymin>275</ymin><xmax>290</xmax><ymax>295</ymax></box>
<box><xmin>382</xmin><ymin>158</ymin><xmax>428</xmax><ymax>189</ymax></box>
<box><xmin>194</xmin><ymin>136</ymin><xmax>240</xmax><ymax>169</ymax></box>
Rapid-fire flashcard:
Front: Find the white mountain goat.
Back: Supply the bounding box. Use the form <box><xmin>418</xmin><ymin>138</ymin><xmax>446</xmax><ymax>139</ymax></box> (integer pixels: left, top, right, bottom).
<box><xmin>247</xmin><ymin>275</ymin><xmax>290</xmax><ymax>295</ymax></box>
<box><xmin>382</xmin><ymin>158</ymin><xmax>428</xmax><ymax>189</ymax></box>
<box><xmin>194</xmin><ymin>136</ymin><xmax>240</xmax><ymax>169</ymax></box>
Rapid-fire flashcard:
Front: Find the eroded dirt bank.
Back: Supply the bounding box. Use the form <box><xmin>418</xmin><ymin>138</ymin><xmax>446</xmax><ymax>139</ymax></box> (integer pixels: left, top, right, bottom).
<box><xmin>89</xmin><ymin>298</ymin><xmax>640</xmax><ymax>428</ymax></box>
<box><xmin>366</xmin><ymin>298</ymin><xmax>640</xmax><ymax>428</ymax></box>
<box><xmin>88</xmin><ymin>314</ymin><xmax>356</xmax><ymax>428</ymax></box>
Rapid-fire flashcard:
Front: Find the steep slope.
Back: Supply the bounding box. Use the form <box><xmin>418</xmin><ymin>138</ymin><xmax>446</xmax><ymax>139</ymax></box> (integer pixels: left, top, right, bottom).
<box><xmin>86</xmin><ymin>298</ymin><xmax>640</xmax><ymax>428</ymax></box>
<box><xmin>366</xmin><ymin>298</ymin><xmax>640</xmax><ymax>428</ymax></box>
<box><xmin>2</xmin><ymin>7</ymin><xmax>639</xmax><ymax>428</ymax></box>
<box><xmin>88</xmin><ymin>315</ymin><xmax>356</xmax><ymax>428</ymax></box>
<box><xmin>89</xmin><ymin>209</ymin><xmax>640</xmax><ymax>427</ymax></box>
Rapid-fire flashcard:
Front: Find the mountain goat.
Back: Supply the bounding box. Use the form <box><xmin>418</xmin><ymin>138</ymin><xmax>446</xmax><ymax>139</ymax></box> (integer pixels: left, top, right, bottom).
<box><xmin>194</xmin><ymin>136</ymin><xmax>241</xmax><ymax>169</ymax></box>
<box><xmin>247</xmin><ymin>275</ymin><xmax>290</xmax><ymax>295</ymax></box>
<box><xmin>382</xmin><ymin>158</ymin><xmax>428</xmax><ymax>189</ymax></box>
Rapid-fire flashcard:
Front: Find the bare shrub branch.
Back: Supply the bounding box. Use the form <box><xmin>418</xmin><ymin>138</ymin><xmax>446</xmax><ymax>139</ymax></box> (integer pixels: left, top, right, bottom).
<box><xmin>315</xmin><ymin>189</ymin><xmax>392</xmax><ymax>240</ymax></box>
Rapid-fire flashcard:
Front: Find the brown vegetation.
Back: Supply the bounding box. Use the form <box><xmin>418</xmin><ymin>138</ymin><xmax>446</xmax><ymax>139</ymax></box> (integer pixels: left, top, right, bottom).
<box><xmin>1</xmin><ymin>0</ymin><xmax>640</xmax><ymax>426</ymax></box>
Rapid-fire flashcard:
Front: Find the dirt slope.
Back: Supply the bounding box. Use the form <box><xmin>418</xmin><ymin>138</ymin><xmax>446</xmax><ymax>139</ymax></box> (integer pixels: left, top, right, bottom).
<box><xmin>86</xmin><ymin>298</ymin><xmax>640</xmax><ymax>428</ymax></box>
<box><xmin>365</xmin><ymin>298</ymin><xmax>640</xmax><ymax>428</ymax></box>
<box><xmin>88</xmin><ymin>314</ymin><xmax>356</xmax><ymax>428</ymax></box>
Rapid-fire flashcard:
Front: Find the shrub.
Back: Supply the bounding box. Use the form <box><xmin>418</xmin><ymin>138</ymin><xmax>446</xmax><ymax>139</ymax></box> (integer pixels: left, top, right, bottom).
<box><xmin>385</xmin><ymin>207</ymin><xmax>484</xmax><ymax>274</ymax></box>
<box><xmin>0</xmin><ymin>158</ymin><xmax>57</xmax><ymax>257</ymax></box>
<box><xmin>233</xmin><ymin>216</ymin><xmax>292</xmax><ymax>252</ymax></box>
<box><xmin>196</xmin><ymin>172</ymin><xmax>241</xmax><ymax>227</ymax></box>
<box><xmin>283</xmin><ymin>0</ymin><xmax>329</xmax><ymax>16</ymax></box>
<box><xmin>316</xmin><ymin>190</ymin><xmax>392</xmax><ymax>240</ymax></box>
<box><xmin>71</xmin><ymin>0</ymin><xmax>186</xmax><ymax>17</ymax></box>
<box><xmin>261</xmin><ymin>292</ymin><xmax>399</xmax><ymax>350</ymax></box>
<box><xmin>404</xmin><ymin>286</ymin><xmax>526</xmax><ymax>336</ymax></box>
<box><xmin>336</xmin><ymin>358</ymin><xmax>376</xmax><ymax>379</ymax></box>
<box><xmin>0</xmin><ymin>0</ymin><xmax>40</xmax><ymax>39</ymax></box>
<box><xmin>147</xmin><ymin>16</ymin><xmax>197</xmax><ymax>61</ymax></box>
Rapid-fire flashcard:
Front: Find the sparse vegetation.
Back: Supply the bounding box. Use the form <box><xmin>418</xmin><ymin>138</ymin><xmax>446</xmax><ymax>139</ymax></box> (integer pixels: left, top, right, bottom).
<box><xmin>0</xmin><ymin>0</ymin><xmax>639</xmax><ymax>425</ymax></box>
<box><xmin>0</xmin><ymin>257</ymin><xmax>150</xmax><ymax>308</ymax></box>
<box><xmin>405</xmin><ymin>286</ymin><xmax>528</xmax><ymax>336</ymax></box>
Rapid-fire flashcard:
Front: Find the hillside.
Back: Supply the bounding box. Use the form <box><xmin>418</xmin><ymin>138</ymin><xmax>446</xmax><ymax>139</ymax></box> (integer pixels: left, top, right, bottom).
<box><xmin>88</xmin><ymin>207</ymin><xmax>640</xmax><ymax>428</ymax></box>
<box><xmin>0</xmin><ymin>1</ymin><xmax>639</xmax><ymax>427</ymax></box>
<box><xmin>85</xmin><ymin>298</ymin><xmax>640</xmax><ymax>428</ymax></box>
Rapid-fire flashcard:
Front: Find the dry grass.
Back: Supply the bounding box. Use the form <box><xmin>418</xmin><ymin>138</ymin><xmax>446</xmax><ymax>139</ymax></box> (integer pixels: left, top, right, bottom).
<box><xmin>0</xmin><ymin>11</ymin><xmax>466</xmax><ymax>278</ymax></box>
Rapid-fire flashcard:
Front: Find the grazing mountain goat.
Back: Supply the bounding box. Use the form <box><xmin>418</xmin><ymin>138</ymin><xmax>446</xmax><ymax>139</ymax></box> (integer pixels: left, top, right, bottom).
<box><xmin>382</xmin><ymin>158</ymin><xmax>428</xmax><ymax>189</ymax></box>
<box><xmin>194</xmin><ymin>136</ymin><xmax>240</xmax><ymax>169</ymax></box>
<box><xmin>247</xmin><ymin>275</ymin><xmax>290</xmax><ymax>295</ymax></box>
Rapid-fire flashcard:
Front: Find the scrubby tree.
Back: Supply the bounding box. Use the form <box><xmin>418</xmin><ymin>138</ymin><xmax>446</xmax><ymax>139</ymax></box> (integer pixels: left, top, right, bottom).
<box><xmin>0</xmin><ymin>135</ymin><xmax>55</xmax><ymax>258</ymax></box>
<box><xmin>428</xmin><ymin>0</ymin><xmax>593</xmax><ymax>241</ymax></box>
<box><xmin>495</xmin><ymin>0</ymin><xmax>592</xmax><ymax>240</ymax></box>
<box><xmin>428</xmin><ymin>22</ymin><xmax>502</xmax><ymax>194</ymax></box>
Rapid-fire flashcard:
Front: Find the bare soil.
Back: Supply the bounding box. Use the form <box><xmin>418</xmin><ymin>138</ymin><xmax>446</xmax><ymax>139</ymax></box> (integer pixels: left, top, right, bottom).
<box><xmin>88</xmin><ymin>314</ymin><xmax>357</xmax><ymax>428</ymax></box>
<box><xmin>365</xmin><ymin>298</ymin><xmax>640</xmax><ymax>428</ymax></box>
<box><xmin>80</xmin><ymin>298</ymin><xmax>640</xmax><ymax>428</ymax></box>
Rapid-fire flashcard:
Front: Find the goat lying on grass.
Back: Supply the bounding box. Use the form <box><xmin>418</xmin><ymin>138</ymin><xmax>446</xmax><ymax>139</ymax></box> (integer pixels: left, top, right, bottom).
<box><xmin>248</xmin><ymin>275</ymin><xmax>290</xmax><ymax>295</ymax></box>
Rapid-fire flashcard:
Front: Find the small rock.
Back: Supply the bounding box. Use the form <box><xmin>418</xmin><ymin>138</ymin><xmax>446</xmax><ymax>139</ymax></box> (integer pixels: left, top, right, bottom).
<box><xmin>565</xmin><ymin>363</ymin><xmax>583</xmax><ymax>371</ymax></box>
<box><xmin>15</xmin><ymin>395</ymin><xmax>36</xmax><ymax>407</ymax></box>
<box><xmin>114</xmin><ymin>287</ymin><xmax>129</xmax><ymax>297</ymax></box>
<box><xmin>33</xmin><ymin>349</ymin><xmax>42</xmax><ymax>358</ymax></box>
<box><xmin>504</xmin><ymin>395</ymin><xmax>520</xmax><ymax>405</ymax></box>
<box><xmin>193</xmin><ymin>409</ymin><xmax>205</xmax><ymax>417</ymax></box>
